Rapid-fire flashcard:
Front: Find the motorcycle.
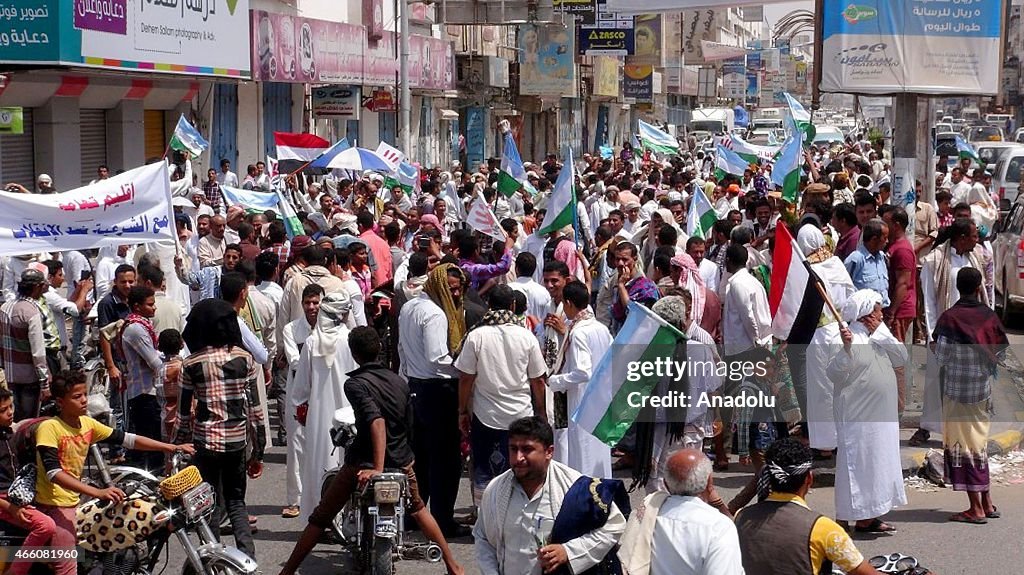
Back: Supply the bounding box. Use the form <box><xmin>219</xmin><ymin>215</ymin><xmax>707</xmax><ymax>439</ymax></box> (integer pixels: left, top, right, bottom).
<box><xmin>320</xmin><ymin>409</ymin><xmax>441</xmax><ymax>575</ymax></box>
<box><xmin>76</xmin><ymin>449</ymin><xmax>258</xmax><ymax>575</ymax></box>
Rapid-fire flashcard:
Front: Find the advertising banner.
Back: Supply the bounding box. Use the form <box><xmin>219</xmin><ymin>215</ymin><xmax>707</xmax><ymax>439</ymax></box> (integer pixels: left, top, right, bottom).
<box><xmin>630</xmin><ymin>15</ymin><xmax>662</xmax><ymax>67</ymax></box>
<box><xmin>606</xmin><ymin>0</ymin><xmax>798</xmax><ymax>15</ymax></box>
<box><xmin>820</xmin><ymin>0</ymin><xmax>1002</xmax><ymax>95</ymax></box>
<box><xmin>519</xmin><ymin>23</ymin><xmax>576</xmax><ymax>96</ymax></box>
<box><xmin>578</xmin><ymin>1</ymin><xmax>633</xmax><ymax>56</ymax></box>
<box><xmin>723</xmin><ymin>57</ymin><xmax>746</xmax><ymax>99</ymax></box>
<box><xmin>682</xmin><ymin>8</ymin><xmax>717</xmax><ymax>63</ymax></box>
<box><xmin>0</xmin><ymin>0</ymin><xmax>250</xmax><ymax>77</ymax></box>
<box><xmin>311</xmin><ymin>86</ymin><xmax>361</xmax><ymax>119</ymax></box>
<box><xmin>0</xmin><ymin>163</ymin><xmax>173</xmax><ymax>256</ymax></box>
<box><xmin>465</xmin><ymin>106</ymin><xmax>486</xmax><ymax>167</ymax></box>
<box><xmin>701</xmin><ymin>40</ymin><xmax>749</xmax><ymax>62</ymax></box>
<box><xmin>593</xmin><ymin>56</ymin><xmax>620</xmax><ymax>97</ymax></box>
<box><xmin>624</xmin><ymin>65</ymin><xmax>654</xmax><ymax>101</ymax></box>
<box><xmin>554</xmin><ymin>0</ymin><xmax>596</xmax><ymax>15</ymax></box>
<box><xmin>252</xmin><ymin>11</ymin><xmax>454</xmax><ymax>90</ymax></box>
<box><xmin>0</xmin><ymin>108</ymin><xmax>24</xmax><ymax>134</ymax></box>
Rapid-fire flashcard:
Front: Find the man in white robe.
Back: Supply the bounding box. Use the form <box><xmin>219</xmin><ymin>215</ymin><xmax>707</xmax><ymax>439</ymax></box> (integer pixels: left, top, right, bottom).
<box><xmin>916</xmin><ymin>218</ymin><xmax>989</xmax><ymax>441</ymax></box>
<box><xmin>827</xmin><ymin>290</ymin><xmax>907</xmax><ymax>531</ymax></box>
<box><xmin>548</xmin><ymin>281</ymin><xmax>612</xmax><ymax>477</ymax></box>
<box><xmin>797</xmin><ymin>225</ymin><xmax>855</xmax><ymax>452</ymax></box>
<box><xmin>474</xmin><ymin>417</ymin><xmax>627</xmax><ymax>575</ymax></box>
<box><xmin>291</xmin><ymin>292</ymin><xmax>357</xmax><ymax>523</ymax></box>
<box><xmin>279</xmin><ymin>284</ymin><xmax>321</xmax><ymax>518</ymax></box>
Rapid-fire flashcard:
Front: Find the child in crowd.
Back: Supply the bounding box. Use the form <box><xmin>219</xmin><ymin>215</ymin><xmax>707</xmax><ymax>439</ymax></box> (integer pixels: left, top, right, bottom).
<box><xmin>0</xmin><ymin>388</ymin><xmax>56</xmax><ymax>575</ymax></box>
<box><xmin>33</xmin><ymin>371</ymin><xmax>193</xmax><ymax>575</ymax></box>
<box><xmin>158</xmin><ymin>329</ymin><xmax>185</xmax><ymax>443</ymax></box>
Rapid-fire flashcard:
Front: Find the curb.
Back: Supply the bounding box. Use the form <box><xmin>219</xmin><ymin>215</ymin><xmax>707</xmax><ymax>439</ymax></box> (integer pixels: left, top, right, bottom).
<box><xmin>901</xmin><ymin>429</ymin><xmax>1024</xmax><ymax>476</ymax></box>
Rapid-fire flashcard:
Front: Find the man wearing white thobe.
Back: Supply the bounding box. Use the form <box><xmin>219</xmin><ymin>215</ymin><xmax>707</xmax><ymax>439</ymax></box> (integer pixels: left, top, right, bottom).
<box><xmin>548</xmin><ymin>282</ymin><xmax>611</xmax><ymax>477</ymax></box>
<box><xmin>291</xmin><ymin>293</ymin><xmax>356</xmax><ymax>523</ymax></box>
<box><xmin>280</xmin><ymin>286</ymin><xmax>320</xmax><ymax>517</ymax></box>
<box><xmin>827</xmin><ymin>291</ymin><xmax>907</xmax><ymax>528</ymax></box>
<box><xmin>509</xmin><ymin>254</ymin><xmax>551</xmax><ymax>321</ymax></box>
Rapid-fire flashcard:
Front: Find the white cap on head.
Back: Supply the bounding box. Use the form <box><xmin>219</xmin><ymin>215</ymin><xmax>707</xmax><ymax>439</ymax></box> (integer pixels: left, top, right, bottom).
<box><xmin>36</xmin><ymin>174</ymin><xmax>52</xmax><ymax>184</ymax></box>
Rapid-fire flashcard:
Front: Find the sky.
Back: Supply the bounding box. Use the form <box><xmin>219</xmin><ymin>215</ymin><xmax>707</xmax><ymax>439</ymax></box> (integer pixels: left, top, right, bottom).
<box><xmin>764</xmin><ymin>1</ymin><xmax>814</xmax><ymax>26</ymax></box>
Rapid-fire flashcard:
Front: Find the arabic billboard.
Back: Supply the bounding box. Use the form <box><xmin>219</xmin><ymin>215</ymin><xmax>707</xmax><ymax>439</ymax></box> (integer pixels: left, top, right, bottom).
<box><xmin>623</xmin><ymin>64</ymin><xmax>653</xmax><ymax>101</ymax></box>
<box><xmin>578</xmin><ymin>0</ymin><xmax>634</xmax><ymax>56</ymax></box>
<box><xmin>0</xmin><ymin>0</ymin><xmax>251</xmax><ymax>77</ymax></box>
<box><xmin>251</xmin><ymin>11</ymin><xmax>453</xmax><ymax>89</ymax></box>
<box><xmin>820</xmin><ymin>0</ymin><xmax>1003</xmax><ymax>95</ymax></box>
<box><xmin>312</xmin><ymin>86</ymin><xmax>361</xmax><ymax>119</ymax></box>
<box><xmin>519</xmin><ymin>23</ymin><xmax>576</xmax><ymax>96</ymax></box>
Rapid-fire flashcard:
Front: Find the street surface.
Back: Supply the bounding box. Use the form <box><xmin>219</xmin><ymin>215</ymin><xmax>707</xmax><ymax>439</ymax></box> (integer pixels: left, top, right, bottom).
<box><xmin>153</xmin><ymin>327</ymin><xmax>1024</xmax><ymax>575</ymax></box>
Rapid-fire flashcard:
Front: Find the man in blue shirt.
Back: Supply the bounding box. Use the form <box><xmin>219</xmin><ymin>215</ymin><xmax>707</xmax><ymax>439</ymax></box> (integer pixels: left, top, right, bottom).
<box><xmin>844</xmin><ymin>219</ymin><xmax>890</xmax><ymax>308</ymax></box>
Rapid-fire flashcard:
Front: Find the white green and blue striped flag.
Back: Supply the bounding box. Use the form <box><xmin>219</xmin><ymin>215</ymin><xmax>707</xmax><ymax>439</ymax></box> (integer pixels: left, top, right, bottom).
<box><xmin>537</xmin><ymin>148</ymin><xmax>576</xmax><ymax>236</ymax></box>
<box><xmin>169</xmin><ymin>115</ymin><xmax>209</xmax><ymax>158</ymax></box>
<box><xmin>954</xmin><ymin>135</ymin><xmax>982</xmax><ymax>165</ymax></box>
<box><xmin>771</xmin><ymin>123</ymin><xmax>803</xmax><ymax>204</ymax></box>
<box><xmin>638</xmin><ymin>120</ymin><xmax>680</xmax><ymax>155</ymax></box>
<box><xmin>572</xmin><ymin>302</ymin><xmax>687</xmax><ymax>446</ymax></box>
<box><xmin>221</xmin><ymin>185</ymin><xmax>303</xmax><ymax>238</ymax></box>
<box><xmin>783</xmin><ymin>92</ymin><xmax>814</xmax><ymax>142</ymax></box>
<box><xmin>498</xmin><ymin>131</ymin><xmax>537</xmax><ymax>197</ymax></box>
<box><xmin>686</xmin><ymin>185</ymin><xmax>717</xmax><ymax>240</ymax></box>
<box><xmin>723</xmin><ymin>134</ymin><xmax>781</xmax><ymax>164</ymax></box>
<box><xmin>715</xmin><ymin>144</ymin><xmax>750</xmax><ymax>179</ymax></box>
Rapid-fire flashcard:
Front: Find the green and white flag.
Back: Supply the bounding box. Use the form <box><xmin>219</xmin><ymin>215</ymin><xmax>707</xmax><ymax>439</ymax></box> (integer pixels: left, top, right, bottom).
<box><xmin>638</xmin><ymin>120</ymin><xmax>680</xmax><ymax>155</ymax></box>
<box><xmin>169</xmin><ymin>115</ymin><xmax>209</xmax><ymax>159</ymax></box>
<box><xmin>686</xmin><ymin>185</ymin><xmax>717</xmax><ymax>240</ymax></box>
<box><xmin>723</xmin><ymin>134</ymin><xmax>780</xmax><ymax>164</ymax></box>
<box><xmin>771</xmin><ymin>124</ymin><xmax>803</xmax><ymax>204</ymax></box>
<box><xmin>955</xmin><ymin>135</ymin><xmax>982</xmax><ymax>165</ymax></box>
<box><xmin>572</xmin><ymin>302</ymin><xmax>687</xmax><ymax>446</ymax></box>
<box><xmin>384</xmin><ymin>161</ymin><xmax>420</xmax><ymax>196</ymax></box>
<box><xmin>715</xmin><ymin>144</ymin><xmax>750</xmax><ymax>179</ymax></box>
<box><xmin>783</xmin><ymin>92</ymin><xmax>815</xmax><ymax>142</ymax></box>
<box><xmin>498</xmin><ymin>132</ymin><xmax>536</xmax><ymax>197</ymax></box>
<box><xmin>537</xmin><ymin>149</ymin><xmax>576</xmax><ymax>236</ymax></box>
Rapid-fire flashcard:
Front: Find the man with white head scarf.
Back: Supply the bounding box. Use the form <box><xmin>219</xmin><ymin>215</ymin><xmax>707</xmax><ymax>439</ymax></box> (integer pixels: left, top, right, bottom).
<box><xmin>827</xmin><ymin>290</ymin><xmax>907</xmax><ymax>533</ymax></box>
<box><xmin>795</xmin><ymin>223</ymin><xmax>855</xmax><ymax>453</ymax></box>
<box><xmin>291</xmin><ymin>291</ymin><xmax>356</xmax><ymax>523</ymax></box>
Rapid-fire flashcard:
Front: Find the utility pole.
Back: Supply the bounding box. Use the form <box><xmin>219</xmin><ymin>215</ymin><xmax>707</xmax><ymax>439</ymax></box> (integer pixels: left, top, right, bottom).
<box><xmin>399</xmin><ymin>0</ymin><xmax>412</xmax><ymax>153</ymax></box>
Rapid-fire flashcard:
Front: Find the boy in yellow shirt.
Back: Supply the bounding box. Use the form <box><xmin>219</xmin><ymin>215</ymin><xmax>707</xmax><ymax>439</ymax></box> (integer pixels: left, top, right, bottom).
<box><xmin>33</xmin><ymin>372</ymin><xmax>193</xmax><ymax>575</ymax></box>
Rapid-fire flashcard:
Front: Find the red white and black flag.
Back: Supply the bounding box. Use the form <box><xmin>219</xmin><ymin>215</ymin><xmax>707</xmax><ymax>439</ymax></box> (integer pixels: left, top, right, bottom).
<box><xmin>770</xmin><ymin>223</ymin><xmax>825</xmax><ymax>345</ymax></box>
<box><xmin>274</xmin><ymin>132</ymin><xmax>331</xmax><ymax>174</ymax></box>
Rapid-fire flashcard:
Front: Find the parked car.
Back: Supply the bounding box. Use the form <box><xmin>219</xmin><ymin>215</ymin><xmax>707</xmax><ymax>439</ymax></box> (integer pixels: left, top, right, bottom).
<box><xmin>990</xmin><ymin>145</ymin><xmax>1024</xmax><ymax>208</ymax></box>
<box><xmin>812</xmin><ymin>125</ymin><xmax>846</xmax><ymax>147</ymax></box>
<box><xmin>992</xmin><ymin>195</ymin><xmax>1024</xmax><ymax>321</ymax></box>
<box><xmin>1014</xmin><ymin>127</ymin><xmax>1024</xmax><ymax>143</ymax></box>
<box><xmin>975</xmin><ymin>142</ymin><xmax>1021</xmax><ymax>171</ymax></box>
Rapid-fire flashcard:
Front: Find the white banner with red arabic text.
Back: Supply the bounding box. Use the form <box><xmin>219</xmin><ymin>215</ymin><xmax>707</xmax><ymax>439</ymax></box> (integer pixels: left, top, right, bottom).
<box><xmin>0</xmin><ymin>162</ymin><xmax>174</xmax><ymax>256</ymax></box>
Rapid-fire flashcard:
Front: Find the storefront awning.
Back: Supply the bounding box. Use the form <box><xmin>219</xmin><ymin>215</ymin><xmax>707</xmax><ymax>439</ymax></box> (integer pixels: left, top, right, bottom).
<box><xmin>440</xmin><ymin>109</ymin><xmax>460</xmax><ymax>121</ymax></box>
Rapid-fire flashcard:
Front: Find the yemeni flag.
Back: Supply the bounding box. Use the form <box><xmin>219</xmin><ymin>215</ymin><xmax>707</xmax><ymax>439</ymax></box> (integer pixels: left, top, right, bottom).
<box><xmin>537</xmin><ymin>149</ymin><xmax>576</xmax><ymax>236</ymax></box>
<box><xmin>498</xmin><ymin>132</ymin><xmax>531</xmax><ymax>197</ymax></box>
<box><xmin>169</xmin><ymin>115</ymin><xmax>209</xmax><ymax>158</ymax></box>
<box><xmin>638</xmin><ymin>120</ymin><xmax>680</xmax><ymax>155</ymax></box>
<box><xmin>955</xmin><ymin>135</ymin><xmax>982</xmax><ymax>165</ymax></box>
<box><xmin>722</xmin><ymin>134</ymin><xmax>781</xmax><ymax>164</ymax></box>
<box><xmin>572</xmin><ymin>302</ymin><xmax>687</xmax><ymax>446</ymax></box>
<box><xmin>274</xmin><ymin>132</ymin><xmax>331</xmax><ymax>173</ymax></box>
<box><xmin>783</xmin><ymin>92</ymin><xmax>815</xmax><ymax>143</ymax></box>
<box><xmin>771</xmin><ymin>127</ymin><xmax>803</xmax><ymax>204</ymax></box>
<box><xmin>715</xmin><ymin>144</ymin><xmax>750</xmax><ymax>179</ymax></box>
<box><xmin>686</xmin><ymin>185</ymin><xmax>717</xmax><ymax>240</ymax></box>
<box><xmin>769</xmin><ymin>223</ymin><xmax>825</xmax><ymax>344</ymax></box>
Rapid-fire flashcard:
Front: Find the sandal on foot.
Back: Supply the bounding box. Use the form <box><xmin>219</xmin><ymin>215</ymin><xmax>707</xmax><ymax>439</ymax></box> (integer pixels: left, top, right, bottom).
<box><xmin>282</xmin><ymin>506</ymin><xmax>300</xmax><ymax>518</ymax></box>
<box><xmin>986</xmin><ymin>507</ymin><xmax>1001</xmax><ymax>519</ymax></box>
<box><xmin>949</xmin><ymin>512</ymin><xmax>987</xmax><ymax>524</ymax></box>
<box><xmin>854</xmin><ymin>519</ymin><xmax>897</xmax><ymax>533</ymax></box>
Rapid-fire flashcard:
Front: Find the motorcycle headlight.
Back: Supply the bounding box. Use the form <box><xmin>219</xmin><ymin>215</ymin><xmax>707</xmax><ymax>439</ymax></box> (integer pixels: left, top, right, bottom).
<box><xmin>373</xmin><ymin>481</ymin><xmax>402</xmax><ymax>504</ymax></box>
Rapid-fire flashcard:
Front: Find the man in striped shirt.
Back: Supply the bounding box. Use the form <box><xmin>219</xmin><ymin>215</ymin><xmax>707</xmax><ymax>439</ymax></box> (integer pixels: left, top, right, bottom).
<box><xmin>0</xmin><ymin>269</ymin><xmax>49</xmax><ymax>420</ymax></box>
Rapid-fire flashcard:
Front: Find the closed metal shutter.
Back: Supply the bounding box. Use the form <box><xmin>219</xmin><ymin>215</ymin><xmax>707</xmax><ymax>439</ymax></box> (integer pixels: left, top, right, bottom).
<box><xmin>0</xmin><ymin>108</ymin><xmax>34</xmax><ymax>189</ymax></box>
<box><xmin>144</xmin><ymin>110</ymin><xmax>166</xmax><ymax>162</ymax></box>
<box><xmin>211</xmin><ymin>83</ymin><xmax>238</xmax><ymax>169</ymax></box>
<box><xmin>262</xmin><ymin>83</ymin><xmax>293</xmax><ymax>160</ymax></box>
<box><xmin>80</xmin><ymin>109</ymin><xmax>108</xmax><ymax>185</ymax></box>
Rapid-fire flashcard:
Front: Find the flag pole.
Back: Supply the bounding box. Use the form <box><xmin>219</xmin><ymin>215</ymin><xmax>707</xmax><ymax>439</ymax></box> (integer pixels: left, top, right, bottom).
<box><xmin>813</xmin><ymin>279</ymin><xmax>845</xmax><ymax>329</ymax></box>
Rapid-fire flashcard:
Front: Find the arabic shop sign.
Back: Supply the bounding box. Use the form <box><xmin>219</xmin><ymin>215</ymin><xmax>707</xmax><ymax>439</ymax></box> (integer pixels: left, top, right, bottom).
<box><xmin>312</xmin><ymin>86</ymin><xmax>361</xmax><ymax>119</ymax></box>
<box><xmin>0</xmin><ymin>0</ymin><xmax>251</xmax><ymax>78</ymax></box>
<box><xmin>0</xmin><ymin>162</ymin><xmax>175</xmax><ymax>257</ymax></box>
<box><xmin>820</xmin><ymin>0</ymin><xmax>1002</xmax><ymax>95</ymax></box>
<box><xmin>579</xmin><ymin>28</ymin><xmax>634</xmax><ymax>56</ymax></box>
<box><xmin>0</xmin><ymin>107</ymin><xmax>23</xmax><ymax>134</ymax></box>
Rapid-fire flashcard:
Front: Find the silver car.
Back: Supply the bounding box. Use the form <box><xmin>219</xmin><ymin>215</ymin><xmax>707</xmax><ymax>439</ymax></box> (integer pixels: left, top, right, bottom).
<box><xmin>990</xmin><ymin>145</ymin><xmax>1024</xmax><ymax>208</ymax></box>
<box><xmin>993</xmin><ymin>196</ymin><xmax>1024</xmax><ymax>320</ymax></box>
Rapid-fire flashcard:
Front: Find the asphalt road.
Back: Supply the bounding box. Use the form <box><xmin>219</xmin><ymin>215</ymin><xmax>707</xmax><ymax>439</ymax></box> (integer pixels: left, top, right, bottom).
<box><xmin>151</xmin><ymin>328</ymin><xmax>1024</xmax><ymax>575</ymax></box>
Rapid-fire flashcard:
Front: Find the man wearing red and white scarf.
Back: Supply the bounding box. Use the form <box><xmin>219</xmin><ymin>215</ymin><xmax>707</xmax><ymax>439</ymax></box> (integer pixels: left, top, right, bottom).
<box><xmin>118</xmin><ymin>284</ymin><xmax>164</xmax><ymax>470</ymax></box>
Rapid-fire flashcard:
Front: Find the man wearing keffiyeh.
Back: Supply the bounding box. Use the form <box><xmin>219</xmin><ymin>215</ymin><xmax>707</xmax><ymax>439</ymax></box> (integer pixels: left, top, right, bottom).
<box><xmin>735</xmin><ymin>438</ymin><xmax>876</xmax><ymax>575</ymax></box>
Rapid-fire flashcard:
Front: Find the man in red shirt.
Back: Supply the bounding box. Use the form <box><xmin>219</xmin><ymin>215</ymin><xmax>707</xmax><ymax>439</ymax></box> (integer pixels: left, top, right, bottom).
<box><xmin>881</xmin><ymin>205</ymin><xmax>916</xmax><ymax>417</ymax></box>
<box><xmin>356</xmin><ymin>210</ymin><xmax>393</xmax><ymax>288</ymax></box>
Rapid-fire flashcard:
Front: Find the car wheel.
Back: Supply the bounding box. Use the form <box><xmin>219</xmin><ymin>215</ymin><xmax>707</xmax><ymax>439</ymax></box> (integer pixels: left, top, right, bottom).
<box><xmin>1001</xmin><ymin>277</ymin><xmax>1012</xmax><ymax>323</ymax></box>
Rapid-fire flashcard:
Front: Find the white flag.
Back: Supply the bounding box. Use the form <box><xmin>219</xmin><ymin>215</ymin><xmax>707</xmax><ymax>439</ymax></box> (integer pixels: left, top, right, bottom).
<box><xmin>375</xmin><ymin>142</ymin><xmax>405</xmax><ymax>173</ymax></box>
<box><xmin>467</xmin><ymin>190</ymin><xmax>507</xmax><ymax>242</ymax></box>
<box><xmin>266</xmin><ymin>156</ymin><xmax>281</xmax><ymax>189</ymax></box>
